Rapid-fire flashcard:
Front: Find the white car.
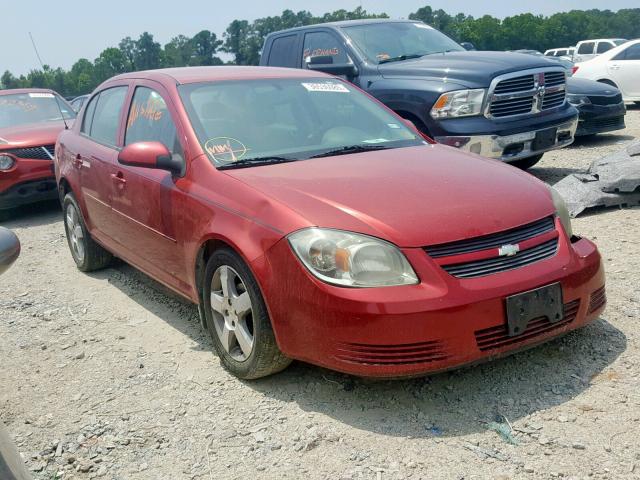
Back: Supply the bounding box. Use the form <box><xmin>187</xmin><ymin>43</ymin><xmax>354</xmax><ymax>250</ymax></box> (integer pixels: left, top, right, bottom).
<box><xmin>545</xmin><ymin>47</ymin><xmax>575</xmax><ymax>59</ymax></box>
<box><xmin>573</xmin><ymin>38</ymin><xmax>628</xmax><ymax>63</ymax></box>
<box><xmin>574</xmin><ymin>39</ymin><xmax>640</xmax><ymax>103</ymax></box>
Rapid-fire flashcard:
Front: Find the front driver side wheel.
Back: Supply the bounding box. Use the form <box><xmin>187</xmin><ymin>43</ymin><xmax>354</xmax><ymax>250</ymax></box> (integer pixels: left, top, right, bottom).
<box><xmin>203</xmin><ymin>248</ymin><xmax>291</xmax><ymax>379</ymax></box>
<box><xmin>63</xmin><ymin>193</ymin><xmax>112</xmax><ymax>272</ymax></box>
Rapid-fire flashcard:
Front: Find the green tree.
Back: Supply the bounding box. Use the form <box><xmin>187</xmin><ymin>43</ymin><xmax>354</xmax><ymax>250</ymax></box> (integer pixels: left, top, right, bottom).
<box><xmin>134</xmin><ymin>32</ymin><xmax>162</xmax><ymax>70</ymax></box>
<box><xmin>190</xmin><ymin>30</ymin><xmax>224</xmax><ymax>66</ymax></box>
<box><xmin>163</xmin><ymin>35</ymin><xmax>194</xmax><ymax>67</ymax></box>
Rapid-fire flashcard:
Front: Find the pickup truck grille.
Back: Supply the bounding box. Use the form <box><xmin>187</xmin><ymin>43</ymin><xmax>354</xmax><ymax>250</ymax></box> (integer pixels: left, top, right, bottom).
<box><xmin>487</xmin><ymin>69</ymin><xmax>567</xmax><ymax>119</ymax></box>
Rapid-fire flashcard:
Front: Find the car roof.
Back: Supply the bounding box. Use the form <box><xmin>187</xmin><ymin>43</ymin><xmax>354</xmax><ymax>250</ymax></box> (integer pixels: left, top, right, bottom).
<box><xmin>105</xmin><ymin>66</ymin><xmax>331</xmax><ymax>87</ymax></box>
<box><xmin>577</xmin><ymin>38</ymin><xmax>626</xmax><ymax>43</ymax></box>
<box><xmin>265</xmin><ymin>18</ymin><xmax>419</xmax><ymax>37</ymax></box>
<box><xmin>0</xmin><ymin>88</ymin><xmax>57</xmax><ymax>97</ymax></box>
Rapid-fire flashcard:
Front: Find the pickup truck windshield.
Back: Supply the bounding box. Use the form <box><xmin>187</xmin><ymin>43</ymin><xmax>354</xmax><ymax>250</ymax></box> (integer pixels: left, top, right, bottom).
<box><xmin>179</xmin><ymin>78</ymin><xmax>423</xmax><ymax>168</ymax></box>
<box><xmin>0</xmin><ymin>93</ymin><xmax>75</xmax><ymax>129</ymax></box>
<box><xmin>342</xmin><ymin>22</ymin><xmax>464</xmax><ymax>64</ymax></box>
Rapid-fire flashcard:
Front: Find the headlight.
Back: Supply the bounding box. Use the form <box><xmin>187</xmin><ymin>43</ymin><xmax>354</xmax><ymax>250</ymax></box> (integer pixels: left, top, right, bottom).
<box><xmin>288</xmin><ymin>228</ymin><xmax>419</xmax><ymax>287</ymax></box>
<box><xmin>0</xmin><ymin>154</ymin><xmax>15</xmax><ymax>171</ymax></box>
<box><xmin>549</xmin><ymin>186</ymin><xmax>573</xmax><ymax>237</ymax></box>
<box><xmin>567</xmin><ymin>94</ymin><xmax>591</xmax><ymax>106</ymax></box>
<box><xmin>431</xmin><ymin>89</ymin><xmax>486</xmax><ymax>119</ymax></box>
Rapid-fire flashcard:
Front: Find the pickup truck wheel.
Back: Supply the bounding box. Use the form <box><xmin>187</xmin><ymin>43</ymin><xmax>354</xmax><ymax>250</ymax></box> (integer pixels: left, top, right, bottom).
<box><xmin>203</xmin><ymin>248</ymin><xmax>291</xmax><ymax>379</ymax></box>
<box><xmin>509</xmin><ymin>154</ymin><xmax>543</xmax><ymax>170</ymax></box>
<box><xmin>63</xmin><ymin>193</ymin><xmax>112</xmax><ymax>272</ymax></box>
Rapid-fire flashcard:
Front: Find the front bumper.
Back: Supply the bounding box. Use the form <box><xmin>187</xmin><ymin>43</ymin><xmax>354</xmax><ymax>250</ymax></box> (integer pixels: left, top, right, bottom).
<box><xmin>0</xmin><ymin>157</ymin><xmax>57</xmax><ymax>211</ymax></box>
<box><xmin>575</xmin><ymin>101</ymin><xmax>626</xmax><ymax>136</ymax></box>
<box><xmin>435</xmin><ymin>117</ymin><xmax>578</xmax><ymax>162</ymax></box>
<box><xmin>0</xmin><ymin>178</ymin><xmax>58</xmax><ymax>211</ymax></box>
<box><xmin>258</xmin><ymin>222</ymin><xmax>605</xmax><ymax>378</ymax></box>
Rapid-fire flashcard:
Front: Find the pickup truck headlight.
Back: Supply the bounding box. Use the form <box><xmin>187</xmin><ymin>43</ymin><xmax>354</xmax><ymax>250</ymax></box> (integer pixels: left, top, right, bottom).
<box><xmin>567</xmin><ymin>94</ymin><xmax>591</xmax><ymax>106</ymax></box>
<box><xmin>549</xmin><ymin>186</ymin><xmax>573</xmax><ymax>237</ymax></box>
<box><xmin>431</xmin><ymin>89</ymin><xmax>486</xmax><ymax>119</ymax></box>
<box><xmin>288</xmin><ymin>228</ymin><xmax>419</xmax><ymax>287</ymax></box>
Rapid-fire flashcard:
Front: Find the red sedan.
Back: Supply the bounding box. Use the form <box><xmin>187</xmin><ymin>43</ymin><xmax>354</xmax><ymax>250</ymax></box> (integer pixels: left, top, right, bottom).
<box><xmin>0</xmin><ymin>89</ymin><xmax>75</xmax><ymax>218</ymax></box>
<box><xmin>55</xmin><ymin>67</ymin><xmax>605</xmax><ymax>379</ymax></box>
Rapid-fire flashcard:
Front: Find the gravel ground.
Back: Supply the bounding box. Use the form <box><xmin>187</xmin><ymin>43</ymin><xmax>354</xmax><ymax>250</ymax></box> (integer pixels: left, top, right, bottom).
<box><xmin>1</xmin><ymin>106</ymin><xmax>639</xmax><ymax>480</ymax></box>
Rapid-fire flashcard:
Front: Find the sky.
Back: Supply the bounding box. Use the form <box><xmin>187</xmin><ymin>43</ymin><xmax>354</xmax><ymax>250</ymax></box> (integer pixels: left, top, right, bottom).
<box><xmin>2</xmin><ymin>0</ymin><xmax>638</xmax><ymax>75</ymax></box>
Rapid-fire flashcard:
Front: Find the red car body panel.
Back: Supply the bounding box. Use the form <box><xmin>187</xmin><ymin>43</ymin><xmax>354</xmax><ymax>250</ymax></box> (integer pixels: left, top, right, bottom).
<box><xmin>55</xmin><ymin>67</ymin><xmax>605</xmax><ymax>377</ymax></box>
<box><xmin>0</xmin><ymin>89</ymin><xmax>70</xmax><ymax>210</ymax></box>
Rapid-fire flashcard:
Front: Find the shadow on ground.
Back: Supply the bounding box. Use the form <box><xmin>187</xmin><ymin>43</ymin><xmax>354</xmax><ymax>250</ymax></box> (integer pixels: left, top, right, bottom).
<box><xmin>0</xmin><ymin>200</ymin><xmax>61</xmax><ymax>229</ymax></box>
<box><xmin>91</xmin><ymin>258</ymin><xmax>626</xmax><ymax>439</ymax></box>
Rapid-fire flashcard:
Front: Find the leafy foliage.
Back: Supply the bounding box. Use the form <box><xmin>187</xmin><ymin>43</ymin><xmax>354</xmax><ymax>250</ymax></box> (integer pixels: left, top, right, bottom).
<box><xmin>2</xmin><ymin>7</ymin><xmax>639</xmax><ymax>98</ymax></box>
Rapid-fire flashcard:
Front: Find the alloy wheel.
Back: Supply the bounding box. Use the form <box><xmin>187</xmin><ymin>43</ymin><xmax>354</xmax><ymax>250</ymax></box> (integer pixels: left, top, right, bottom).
<box><xmin>66</xmin><ymin>204</ymin><xmax>85</xmax><ymax>263</ymax></box>
<box><xmin>210</xmin><ymin>265</ymin><xmax>255</xmax><ymax>362</ymax></box>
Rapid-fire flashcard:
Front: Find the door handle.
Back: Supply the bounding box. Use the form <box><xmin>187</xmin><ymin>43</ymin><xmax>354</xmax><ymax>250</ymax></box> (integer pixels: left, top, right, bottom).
<box><xmin>110</xmin><ymin>172</ymin><xmax>127</xmax><ymax>186</ymax></box>
<box><xmin>72</xmin><ymin>154</ymin><xmax>83</xmax><ymax>168</ymax></box>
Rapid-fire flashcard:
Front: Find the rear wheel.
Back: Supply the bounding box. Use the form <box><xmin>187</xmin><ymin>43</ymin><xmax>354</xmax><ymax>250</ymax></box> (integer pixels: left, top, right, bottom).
<box><xmin>509</xmin><ymin>154</ymin><xmax>543</xmax><ymax>170</ymax></box>
<box><xmin>63</xmin><ymin>193</ymin><xmax>112</xmax><ymax>271</ymax></box>
<box><xmin>203</xmin><ymin>248</ymin><xmax>291</xmax><ymax>379</ymax></box>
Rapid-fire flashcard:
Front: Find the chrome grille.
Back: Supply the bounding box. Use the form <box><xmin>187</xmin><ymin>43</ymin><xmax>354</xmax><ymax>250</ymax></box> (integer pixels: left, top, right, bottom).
<box><xmin>2</xmin><ymin>144</ymin><xmax>55</xmax><ymax>160</ymax></box>
<box><xmin>425</xmin><ymin>216</ymin><xmax>555</xmax><ymax>258</ymax></box>
<box><xmin>487</xmin><ymin>69</ymin><xmax>567</xmax><ymax>119</ymax></box>
<box><xmin>440</xmin><ymin>238</ymin><xmax>559</xmax><ymax>279</ymax></box>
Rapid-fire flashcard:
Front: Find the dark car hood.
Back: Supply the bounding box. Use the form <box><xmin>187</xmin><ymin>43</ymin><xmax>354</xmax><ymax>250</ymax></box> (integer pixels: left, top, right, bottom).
<box><xmin>0</xmin><ymin>121</ymin><xmax>69</xmax><ymax>147</ymax></box>
<box><xmin>378</xmin><ymin>51</ymin><xmax>559</xmax><ymax>89</ymax></box>
<box><xmin>225</xmin><ymin>145</ymin><xmax>554</xmax><ymax>248</ymax></box>
<box><xmin>566</xmin><ymin>77</ymin><xmax>621</xmax><ymax>96</ymax></box>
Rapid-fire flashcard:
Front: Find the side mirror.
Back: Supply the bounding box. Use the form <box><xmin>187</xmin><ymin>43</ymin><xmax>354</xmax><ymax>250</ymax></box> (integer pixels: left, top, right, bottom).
<box><xmin>306</xmin><ymin>56</ymin><xmax>359</xmax><ymax>77</ymax></box>
<box><xmin>0</xmin><ymin>227</ymin><xmax>20</xmax><ymax>276</ymax></box>
<box><xmin>118</xmin><ymin>141</ymin><xmax>184</xmax><ymax>176</ymax></box>
<box><xmin>460</xmin><ymin>42</ymin><xmax>476</xmax><ymax>51</ymax></box>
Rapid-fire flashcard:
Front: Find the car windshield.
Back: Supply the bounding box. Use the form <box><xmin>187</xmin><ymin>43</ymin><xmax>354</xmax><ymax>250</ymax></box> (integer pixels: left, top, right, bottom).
<box><xmin>342</xmin><ymin>22</ymin><xmax>464</xmax><ymax>64</ymax></box>
<box><xmin>178</xmin><ymin>78</ymin><xmax>424</xmax><ymax>168</ymax></box>
<box><xmin>0</xmin><ymin>92</ymin><xmax>76</xmax><ymax>129</ymax></box>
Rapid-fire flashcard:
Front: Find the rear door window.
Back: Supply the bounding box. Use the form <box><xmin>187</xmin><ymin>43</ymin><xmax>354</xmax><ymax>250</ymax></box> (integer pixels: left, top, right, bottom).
<box><xmin>615</xmin><ymin>43</ymin><xmax>640</xmax><ymax>61</ymax></box>
<box><xmin>303</xmin><ymin>31</ymin><xmax>348</xmax><ymax>64</ymax></box>
<box><xmin>597</xmin><ymin>42</ymin><xmax>613</xmax><ymax>54</ymax></box>
<box><xmin>267</xmin><ymin>35</ymin><xmax>299</xmax><ymax>68</ymax></box>
<box><xmin>125</xmin><ymin>86</ymin><xmax>182</xmax><ymax>157</ymax></box>
<box><xmin>578</xmin><ymin>42</ymin><xmax>595</xmax><ymax>55</ymax></box>
<box><xmin>81</xmin><ymin>95</ymin><xmax>98</xmax><ymax>134</ymax></box>
<box><xmin>88</xmin><ymin>86</ymin><xmax>128</xmax><ymax>147</ymax></box>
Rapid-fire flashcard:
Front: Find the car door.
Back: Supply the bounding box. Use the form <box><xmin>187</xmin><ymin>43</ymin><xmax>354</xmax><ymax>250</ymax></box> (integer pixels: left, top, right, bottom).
<box><xmin>108</xmin><ymin>81</ymin><xmax>188</xmax><ymax>286</ymax></box>
<box><xmin>576</xmin><ymin>41</ymin><xmax>595</xmax><ymax>62</ymax></box>
<box><xmin>608</xmin><ymin>43</ymin><xmax>640</xmax><ymax>98</ymax></box>
<box><xmin>73</xmin><ymin>86</ymin><xmax>129</xmax><ymax>238</ymax></box>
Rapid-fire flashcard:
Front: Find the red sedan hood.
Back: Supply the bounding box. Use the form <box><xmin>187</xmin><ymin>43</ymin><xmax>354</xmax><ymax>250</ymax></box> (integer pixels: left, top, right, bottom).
<box><xmin>0</xmin><ymin>121</ymin><xmax>68</xmax><ymax>147</ymax></box>
<box><xmin>226</xmin><ymin>145</ymin><xmax>555</xmax><ymax>248</ymax></box>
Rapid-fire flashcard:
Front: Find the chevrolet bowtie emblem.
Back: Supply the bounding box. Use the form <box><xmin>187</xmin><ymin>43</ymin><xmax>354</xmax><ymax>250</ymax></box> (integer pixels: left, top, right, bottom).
<box><xmin>498</xmin><ymin>244</ymin><xmax>520</xmax><ymax>257</ymax></box>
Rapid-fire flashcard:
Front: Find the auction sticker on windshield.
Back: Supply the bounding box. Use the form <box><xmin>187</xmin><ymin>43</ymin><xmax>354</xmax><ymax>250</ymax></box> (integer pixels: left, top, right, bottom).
<box><xmin>205</xmin><ymin>137</ymin><xmax>248</xmax><ymax>163</ymax></box>
<box><xmin>28</xmin><ymin>93</ymin><xmax>55</xmax><ymax>98</ymax></box>
<box><xmin>302</xmin><ymin>82</ymin><xmax>350</xmax><ymax>93</ymax></box>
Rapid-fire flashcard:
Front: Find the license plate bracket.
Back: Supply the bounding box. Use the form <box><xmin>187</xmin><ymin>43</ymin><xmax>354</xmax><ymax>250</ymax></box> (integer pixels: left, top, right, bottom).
<box><xmin>505</xmin><ymin>283</ymin><xmax>563</xmax><ymax>337</ymax></box>
<box><xmin>532</xmin><ymin>127</ymin><xmax>558</xmax><ymax>151</ymax></box>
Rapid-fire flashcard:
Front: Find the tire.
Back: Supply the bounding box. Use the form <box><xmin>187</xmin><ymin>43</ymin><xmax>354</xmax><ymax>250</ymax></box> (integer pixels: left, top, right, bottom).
<box><xmin>0</xmin><ymin>210</ymin><xmax>12</xmax><ymax>223</ymax></box>
<box><xmin>63</xmin><ymin>193</ymin><xmax>112</xmax><ymax>272</ymax></box>
<box><xmin>202</xmin><ymin>248</ymin><xmax>291</xmax><ymax>379</ymax></box>
<box><xmin>509</xmin><ymin>154</ymin><xmax>543</xmax><ymax>170</ymax></box>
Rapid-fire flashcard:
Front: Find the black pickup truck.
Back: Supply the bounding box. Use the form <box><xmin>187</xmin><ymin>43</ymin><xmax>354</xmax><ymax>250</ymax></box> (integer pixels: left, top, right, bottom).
<box><xmin>260</xmin><ymin>19</ymin><xmax>579</xmax><ymax>169</ymax></box>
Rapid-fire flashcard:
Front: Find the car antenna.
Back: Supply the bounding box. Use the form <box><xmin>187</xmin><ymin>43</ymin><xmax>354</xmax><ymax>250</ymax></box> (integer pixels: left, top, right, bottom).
<box><xmin>53</xmin><ymin>95</ymin><xmax>70</xmax><ymax>130</ymax></box>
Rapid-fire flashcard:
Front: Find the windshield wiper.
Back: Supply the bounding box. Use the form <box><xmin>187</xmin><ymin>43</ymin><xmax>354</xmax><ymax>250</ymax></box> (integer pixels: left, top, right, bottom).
<box><xmin>309</xmin><ymin>144</ymin><xmax>391</xmax><ymax>159</ymax></box>
<box><xmin>217</xmin><ymin>156</ymin><xmax>298</xmax><ymax>170</ymax></box>
<box><xmin>378</xmin><ymin>53</ymin><xmax>429</xmax><ymax>64</ymax></box>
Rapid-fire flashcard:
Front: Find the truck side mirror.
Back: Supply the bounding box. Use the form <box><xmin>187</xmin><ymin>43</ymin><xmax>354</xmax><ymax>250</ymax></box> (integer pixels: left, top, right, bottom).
<box><xmin>460</xmin><ymin>42</ymin><xmax>476</xmax><ymax>51</ymax></box>
<box><xmin>306</xmin><ymin>56</ymin><xmax>359</xmax><ymax>78</ymax></box>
